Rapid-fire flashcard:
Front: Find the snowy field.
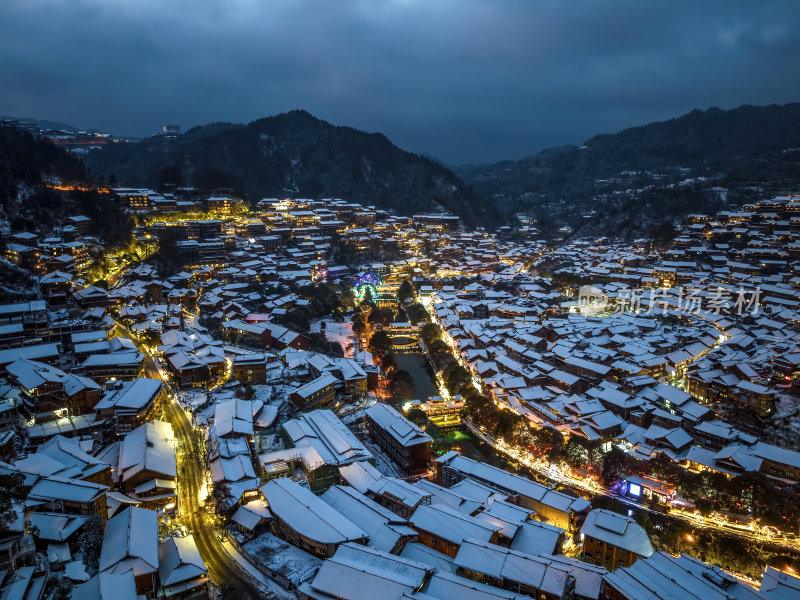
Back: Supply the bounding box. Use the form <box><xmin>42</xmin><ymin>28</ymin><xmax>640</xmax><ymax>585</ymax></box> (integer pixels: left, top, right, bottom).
<box><xmin>764</xmin><ymin>392</ymin><xmax>800</xmax><ymax>450</ymax></box>
<box><xmin>311</xmin><ymin>318</ymin><xmax>355</xmax><ymax>357</ymax></box>
<box><xmin>361</xmin><ymin>433</ymin><xmax>403</xmax><ymax>478</ymax></box>
<box><xmin>241</xmin><ymin>532</ymin><xmax>321</xmax><ymax>589</ymax></box>
<box><xmin>220</xmin><ymin>537</ymin><xmax>298</xmax><ymax>600</ymax></box>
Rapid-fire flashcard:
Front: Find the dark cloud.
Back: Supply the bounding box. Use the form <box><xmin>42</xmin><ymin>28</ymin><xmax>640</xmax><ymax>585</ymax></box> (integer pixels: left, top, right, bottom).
<box><xmin>1</xmin><ymin>0</ymin><xmax>799</xmax><ymax>163</ymax></box>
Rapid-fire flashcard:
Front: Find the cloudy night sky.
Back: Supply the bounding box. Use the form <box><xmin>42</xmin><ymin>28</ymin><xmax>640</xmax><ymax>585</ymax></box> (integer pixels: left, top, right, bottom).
<box><xmin>1</xmin><ymin>0</ymin><xmax>799</xmax><ymax>164</ymax></box>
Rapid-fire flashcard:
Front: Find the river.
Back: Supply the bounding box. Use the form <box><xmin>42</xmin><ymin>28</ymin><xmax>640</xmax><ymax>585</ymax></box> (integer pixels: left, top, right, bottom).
<box><xmin>394</xmin><ymin>352</ymin><xmax>439</xmax><ymax>400</ymax></box>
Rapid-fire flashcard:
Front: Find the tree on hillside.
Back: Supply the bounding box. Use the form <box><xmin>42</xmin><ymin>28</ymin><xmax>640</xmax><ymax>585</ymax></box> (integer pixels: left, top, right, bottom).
<box><xmin>283</xmin><ymin>307</ymin><xmax>312</xmax><ymax>332</ymax></box>
<box><xmin>382</xmin><ymin>351</ymin><xmax>398</xmax><ymax>374</ymax></box>
<box><xmin>565</xmin><ymin>437</ymin><xmax>590</xmax><ymax>469</ymax></box>
<box><xmin>352</xmin><ymin>313</ymin><xmax>367</xmax><ymax>338</ymax></box>
<box><xmin>197</xmin><ymin>365</ymin><xmax>213</xmax><ymax>387</ymax></box>
<box><xmin>533</xmin><ymin>427</ymin><xmax>566</xmax><ymax>463</ymax></box>
<box><xmin>444</xmin><ymin>363</ymin><xmax>472</xmax><ymax>396</ymax></box>
<box><xmin>157</xmin><ymin>164</ymin><xmax>183</xmax><ymax>191</ymax></box>
<box><xmin>368</xmin><ymin>330</ymin><xmax>392</xmax><ymax>356</ymax></box>
<box><xmin>406</xmin><ymin>408</ymin><xmax>427</xmax><ymax>426</ymax></box>
<box><xmin>310</xmin><ymin>332</ymin><xmax>344</xmax><ymax>357</ymax></box>
<box><xmin>494</xmin><ymin>410</ymin><xmax>521</xmax><ymax>443</ymax></box>
<box><xmin>420</xmin><ymin>323</ymin><xmax>442</xmax><ymax>346</ymax></box>
<box><xmin>338</xmin><ymin>284</ymin><xmax>356</xmax><ymax>311</ymax></box>
<box><xmin>210</xmin><ymin>481</ymin><xmax>232</xmax><ymax>514</ymax></box>
<box><xmin>51</xmin><ymin>577</ymin><xmax>73</xmax><ymax>600</ymax></box>
<box><xmin>428</xmin><ymin>339</ymin><xmax>457</xmax><ymax>372</ymax></box>
<box><xmin>368</xmin><ymin>307</ymin><xmax>395</xmax><ymax>327</ymax></box>
<box><xmin>389</xmin><ymin>370</ymin><xmax>416</xmax><ymax>400</ymax></box>
<box><xmin>601</xmin><ymin>447</ymin><xmax>630</xmax><ymax>485</ymax></box>
<box><xmin>153</xmin><ymin>228</ymin><xmax>183</xmax><ymax>278</ymax></box>
<box><xmin>299</xmin><ymin>283</ymin><xmax>340</xmax><ymax>316</ymax></box>
<box><xmin>79</xmin><ymin>514</ymin><xmax>103</xmax><ymax>571</ymax></box>
<box><xmin>651</xmin><ymin>220</ymin><xmax>677</xmax><ymax>250</ymax></box>
<box><xmin>398</xmin><ymin>280</ymin><xmax>414</xmax><ymax>304</ymax></box>
<box><xmin>404</xmin><ymin>302</ymin><xmax>430</xmax><ymax>325</ymax></box>
<box><xmin>0</xmin><ymin>471</ymin><xmax>25</xmax><ymax>537</ymax></box>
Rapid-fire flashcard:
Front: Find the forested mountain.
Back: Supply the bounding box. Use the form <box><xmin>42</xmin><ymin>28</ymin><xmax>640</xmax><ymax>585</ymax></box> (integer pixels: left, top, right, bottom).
<box><xmin>0</xmin><ymin>125</ymin><xmax>130</xmax><ymax>243</ymax></box>
<box><xmin>7</xmin><ymin>103</ymin><xmax>800</xmax><ymax>240</ymax></box>
<box><xmin>84</xmin><ymin>110</ymin><xmax>501</xmax><ymax>227</ymax></box>
<box><xmin>457</xmin><ymin>103</ymin><xmax>800</xmax><ymax>238</ymax></box>
<box><xmin>0</xmin><ymin>116</ymin><xmax>78</xmax><ymax>132</ymax></box>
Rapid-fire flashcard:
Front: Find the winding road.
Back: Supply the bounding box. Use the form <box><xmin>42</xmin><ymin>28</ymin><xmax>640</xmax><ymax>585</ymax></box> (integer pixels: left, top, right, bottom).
<box><xmin>131</xmin><ymin>348</ymin><xmax>267</xmax><ymax>598</ymax></box>
<box><xmin>108</xmin><ymin>259</ymin><xmax>276</xmax><ymax>598</ymax></box>
<box><xmin>464</xmin><ymin>419</ymin><xmax>800</xmax><ymax>552</ymax></box>
<box><xmin>163</xmin><ymin>393</ymin><xmax>263</xmax><ymax>598</ymax></box>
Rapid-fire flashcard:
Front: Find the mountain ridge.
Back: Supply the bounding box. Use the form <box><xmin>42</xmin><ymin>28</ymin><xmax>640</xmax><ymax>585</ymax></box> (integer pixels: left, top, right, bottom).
<box><xmin>83</xmin><ymin>109</ymin><xmax>501</xmax><ymax>228</ymax></box>
<box><xmin>455</xmin><ymin>102</ymin><xmax>800</xmax><ymax>237</ymax></box>
<box><xmin>9</xmin><ymin>102</ymin><xmax>800</xmax><ymax>237</ymax></box>
<box><xmin>0</xmin><ymin>125</ymin><xmax>132</xmax><ymax>247</ymax></box>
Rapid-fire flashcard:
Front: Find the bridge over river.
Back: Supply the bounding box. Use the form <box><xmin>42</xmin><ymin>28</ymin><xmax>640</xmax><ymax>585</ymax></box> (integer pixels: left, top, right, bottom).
<box><xmin>383</xmin><ymin>324</ymin><xmax>439</xmax><ymax>397</ymax></box>
<box><xmin>387</xmin><ymin>322</ymin><xmax>422</xmax><ymax>352</ymax></box>
<box><xmin>389</xmin><ymin>334</ymin><xmax>420</xmax><ymax>352</ymax></box>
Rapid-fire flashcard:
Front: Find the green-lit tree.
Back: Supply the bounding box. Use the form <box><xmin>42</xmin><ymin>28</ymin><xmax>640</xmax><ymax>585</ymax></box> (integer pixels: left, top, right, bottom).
<box><xmin>361</xmin><ymin>286</ymin><xmax>375</xmax><ymax>307</ymax></box>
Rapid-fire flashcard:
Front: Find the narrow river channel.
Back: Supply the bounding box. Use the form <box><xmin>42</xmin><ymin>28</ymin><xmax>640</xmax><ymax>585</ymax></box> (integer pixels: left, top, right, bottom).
<box><xmin>394</xmin><ymin>352</ymin><xmax>439</xmax><ymax>400</ymax></box>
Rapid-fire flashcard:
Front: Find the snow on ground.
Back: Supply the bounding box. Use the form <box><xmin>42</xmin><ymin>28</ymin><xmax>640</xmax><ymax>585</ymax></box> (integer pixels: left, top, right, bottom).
<box><xmin>180</xmin><ymin>390</ymin><xmax>208</xmax><ymax>412</ymax></box>
<box><xmin>65</xmin><ymin>560</ymin><xmax>90</xmax><ymax>582</ymax></box>
<box><xmin>310</xmin><ymin>318</ymin><xmax>355</xmax><ymax>357</ymax></box>
<box><xmin>220</xmin><ymin>538</ymin><xmax>298</xmax><ymax>600</ymax></box>
<box><xmin>182</xmin><ymin>312</ymin><xmax>199</xmax><ymax>329</ymax></box>
<box><xmin>258</xmin><ymin>433</ymin><xmax>283</xmax><ymax>453</ymax></box>
<box><xmin>362</xmin><ymin>436</ymin><xmax>402</xmax><ymax>478</ymax></box>
<box><xmin>193</xmin><ymin>405</ymin><xmax>216</xmax><ymax>429</ymax></box>
<box><xmin>253</xmin><ymin>383</ymin><xmax>288</xmax><ymax>407</ymax></box>
<box><xmin>207</xmin><ymin>582</ymin><xmax>224</xmax><ymax>599</ymax></box>
<box><xmin>339</xmin><ymin>392</ymin><xmax>377</xmax><ymax>425</ymax></box>
<box><xmin>764</xmin><ymin>393</ymin><xmax>800</xmax><ymax>450</ymax></box>
<box><xmin>178</xmin><ymin>389</ymin><xmax>241</xmax><ymax>428</ymax></box>
<box><xmin>239</xmin><ymin>531</ymin><xmax>321</xmax><ymax>592</ymax></box>
<box><xmin>340</xmin><ymin>408</ymin><xmax>365</xmax><ymax>425</ymax></box>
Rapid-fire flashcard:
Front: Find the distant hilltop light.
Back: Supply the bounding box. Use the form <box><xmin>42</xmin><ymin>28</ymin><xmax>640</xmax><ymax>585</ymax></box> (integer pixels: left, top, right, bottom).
<box><xmin>162</xmin><ymin>122</ymin><xmax>180</xmax><ymax>135</ymax></box>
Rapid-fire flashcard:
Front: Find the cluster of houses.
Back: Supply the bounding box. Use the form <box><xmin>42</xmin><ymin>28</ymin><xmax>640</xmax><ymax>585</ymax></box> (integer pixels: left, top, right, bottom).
<box><xmin>1</xmin><ymin>183</ymin><xmax>800</xmax><ymax>599</ymax></box>
<box><xmin>220</xmin><ymin>404</ymin><xmax>796</xmax><ymax>600</ymax></box>
<box><xmin>0</xmin><ymin>427</ymin><xmax>207</xmax><ymax>600</ymax></box>
<box><xmin>295</xmin><ymin>542</ymin><xmax>798</xmax><ymax>600</ymax></box>
<box><xmin>418</xmin><ymin>197</ymin><xmax>800</xmax><ymax>492</ymax></box>
<box><xmin>0</xmin><ymin>288</ymin><xmax>240</xmax><ymax>598</ymax></box>
<box><xmin>0</xmin><ymin>194</ymin><xmax>428</xmax><ymax>598</ymax></box>
<box><xmin>228</xmin><ymin>401</ymin><xmax>654</xmax><ymax>600</ymax></box>
<box><xmin>426</xmin><ymin>292</ymin><xmax>800</xmax><ymax>485</ymax></box>
<box><xmin>4</xmin><ymin>221</ymin><xmax>93</xmax><ymax>283</ymax></box>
